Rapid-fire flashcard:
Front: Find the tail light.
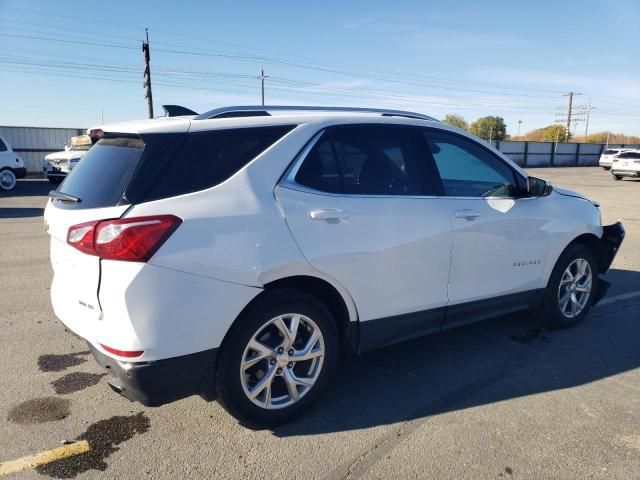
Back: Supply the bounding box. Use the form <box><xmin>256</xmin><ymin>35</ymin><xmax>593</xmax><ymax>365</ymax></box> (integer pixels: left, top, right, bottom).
<box><xmin>67</xmin><ymin>215</ymin><xmax>182</xmax><ymax>261</ymax></box>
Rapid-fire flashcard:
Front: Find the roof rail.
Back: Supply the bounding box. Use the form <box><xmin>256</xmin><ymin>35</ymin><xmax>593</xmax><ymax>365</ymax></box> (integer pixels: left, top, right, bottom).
<box><xmin>194</xmin><ymin>105</ymin><xmax>438</xmax><ymax>121</ymax></box>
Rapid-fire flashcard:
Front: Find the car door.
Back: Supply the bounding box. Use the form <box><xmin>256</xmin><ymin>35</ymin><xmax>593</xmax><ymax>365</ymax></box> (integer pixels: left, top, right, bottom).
<box><xmin>422</xmin><ymin>129</ymin><xmax>550</xmax><ymax>325</ymax></box>
<box><xmin>275</xmin><ymin>124</ymin><xmax>452</xmax><ymax>350</ymax></box>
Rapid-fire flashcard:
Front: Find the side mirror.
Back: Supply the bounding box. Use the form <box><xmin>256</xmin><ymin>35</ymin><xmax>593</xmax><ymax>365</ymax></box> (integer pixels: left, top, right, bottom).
<box><xmin>527</xmin><ymin>176</ymin><xmax>553</xmax><ymax>197</ymax></box>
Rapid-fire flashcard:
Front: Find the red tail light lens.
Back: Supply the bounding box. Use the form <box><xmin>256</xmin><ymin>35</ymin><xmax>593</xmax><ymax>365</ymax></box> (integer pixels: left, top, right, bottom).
<box><xmin>67</xmin><ymin>220</ymin><xmax>99</xmax><ymax>255</ymax></box>
<box><xmin>67</xmin><ymin>215</ymin><xmax>182</xmax><ymax>262</ymax></box>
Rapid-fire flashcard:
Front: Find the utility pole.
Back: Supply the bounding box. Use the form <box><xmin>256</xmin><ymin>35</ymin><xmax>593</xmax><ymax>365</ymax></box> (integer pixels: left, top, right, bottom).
<box><xmin>584</xmin><ymin>98</ymin><xmax>594</xmax><ymax>138</ymax></box>
<box><xmin>142</xmin><ymin>29</ymin><xmax>154</xmax><ymax>119</ymax></box>
<box><xmin>258</xmin><ymin>61</ymin><xmax>268</xmax><ymax>106</ymax></box>
<box><xmin>562</xmin><ymin>92</ymin><xmax>581</xmax><ymax>141</ymax></box>
<box><xmin>517</xmin><ymin>120</ymin><xmax>522</xmax><ymax>137</ymax></box>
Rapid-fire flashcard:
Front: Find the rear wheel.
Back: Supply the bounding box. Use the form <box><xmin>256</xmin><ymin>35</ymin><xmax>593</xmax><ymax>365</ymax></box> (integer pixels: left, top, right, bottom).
<box><xmin>215</xmin><ymin>289</ymin><xmax>338</xmax><ymax>429</ymax></box>
<box><xmin>601</xmin><ymin>166</ymin><xmax>611</xmax><ymax>170</ymax></box>
<box><xmin>0</xmin><ymin>168</ymin><xmax>17</xmax><ymax>191</ymax></box>
<box><xmin>540</xmin><ymin>244</ymin><xmax>598</xmax><ymax>329</ymax></box>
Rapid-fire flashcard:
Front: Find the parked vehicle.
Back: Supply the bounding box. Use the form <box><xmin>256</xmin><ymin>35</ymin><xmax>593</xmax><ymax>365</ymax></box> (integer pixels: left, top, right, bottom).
<box><xmin>599</xmin><ymin>148</ymin><xmax>632</xmax><ymax>170</ymax></box>
<box><xmin>0</xmin><ymin>134</ymin><xmax>26</xmax><ymax>191</ymax></box>
<box><xmin>45</xmin><ymin>105</ymin><xmax>625</xmax><ymax>428</ymax></box>
<box><xmin>611</xmin><ymin>150</ymin><xmax>640</xmax><ymax>180</ymax></box>
<box><xmin>43</xmin><ymin>135</ymin><xmax>92</xmax><ymax>184</ymax></box>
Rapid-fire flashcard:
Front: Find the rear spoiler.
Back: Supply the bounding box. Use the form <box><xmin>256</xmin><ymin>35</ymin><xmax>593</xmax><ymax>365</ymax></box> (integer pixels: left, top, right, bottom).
<box><xmin>162</xmin><ymin>105</ymin><xmax>199</xmax><ymax>117</ymax></box>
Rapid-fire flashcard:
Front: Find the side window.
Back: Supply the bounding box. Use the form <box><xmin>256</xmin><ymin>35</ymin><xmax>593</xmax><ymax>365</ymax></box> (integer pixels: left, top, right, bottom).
<box><xmin>424</xmin><ymin>130</ymin><xmax>519</xmax><ymax>198</ymax></box>
<box><xmin>295</xmin><ymin>137</ymin><xmax>342</xmax><ymax>194</ymax></box>
<box><xmin>0</xmin><ymin>138</ymin><xmax>7</xmax><ymax>152</ymax></box>
<box><xmin>130</xmin><ymin>125</ymin><xmax>295</xmax><ymax>202</ymax></box>
<box><xmin>295</xmin><ymin>125</ymin><xmax>425</xmax><ymax>196</ymax></box>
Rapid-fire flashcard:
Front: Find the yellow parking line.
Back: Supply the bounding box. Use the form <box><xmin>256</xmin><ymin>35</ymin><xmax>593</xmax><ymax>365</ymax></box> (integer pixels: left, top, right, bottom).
<box><xmin>0</xmin><ymin>441</ymin><xmax>91</xmax><ymax>476</ymax></box>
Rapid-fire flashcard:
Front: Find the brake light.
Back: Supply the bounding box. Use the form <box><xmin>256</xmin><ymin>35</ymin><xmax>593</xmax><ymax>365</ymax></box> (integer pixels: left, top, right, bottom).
<box><xmin>67</xmin><ymin>215</ymin><xmax>182</xmax><ymax>261</ymax></box>
<box><xmin>99</xmin><ymin>344</ymin><xmax>144</xmax><ymax>358</ymax></box>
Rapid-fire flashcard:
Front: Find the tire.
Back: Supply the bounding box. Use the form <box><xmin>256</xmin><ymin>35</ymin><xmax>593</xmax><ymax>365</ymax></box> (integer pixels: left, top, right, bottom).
<box><xmin>540</xmin><ymin>244</ymin><xmax>598</xmax><ymax>329</ymax></box>
<box><xmin>215</xmin><ymin>289</ymin><xmax>339</xmax><ymax>429</ymax></box>
<box><xmin>602</xmin><ymin>166</ymin><xmax>611</xmax><ymax>171</ymax></box>
<box><xmin>612</xmin><ymin>174</ymin><xmax>622</xmax><ymax>181</ymax></box>
<box><xmin>0</xmin><ymin>168</ymin><xmax>17</xmax><ymax>191</ymax></box>
<box><xmin>47</xmin><ymin>176</ymin><xmax>64</xmax><ymax>185</ymax></box>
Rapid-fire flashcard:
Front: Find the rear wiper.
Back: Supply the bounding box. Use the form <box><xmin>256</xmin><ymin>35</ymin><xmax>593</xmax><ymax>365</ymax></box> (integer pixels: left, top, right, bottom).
<box><xmin>49</xmin><ymin>190</ymin><xmax>81</xmax><ymax>203</ymax></box>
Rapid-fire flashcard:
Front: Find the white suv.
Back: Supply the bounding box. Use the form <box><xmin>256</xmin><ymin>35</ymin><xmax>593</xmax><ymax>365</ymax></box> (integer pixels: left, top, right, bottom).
<box><xmin>45</xmin><ymin>106</ymin><xmax>625</xmax><ymax>428</ymax></box>
<box><xmin>599</xmin><ymin>148</ymin><xmax>631</xmax><ymax>170</ymax></box>
<box><xmin>611</xmin><ymin>149</ymin><xmax>640</xmax><ymax>180</ymax></box>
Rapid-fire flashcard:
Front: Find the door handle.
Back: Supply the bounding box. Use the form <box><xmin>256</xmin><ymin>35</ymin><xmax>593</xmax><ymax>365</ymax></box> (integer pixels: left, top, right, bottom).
<box><xmin>454</xmin><ymin>209</ymin><xmax>481</xmax><ymax>219</ymax></box>
<box><xmin>309</xmin><ymin>209</ymin><xmax>349</xmax><ymax>221</ymax></box>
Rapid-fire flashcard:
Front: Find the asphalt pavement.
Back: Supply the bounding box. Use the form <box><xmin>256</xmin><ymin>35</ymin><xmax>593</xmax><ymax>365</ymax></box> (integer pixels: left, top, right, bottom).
<box><xmin>1</xmin><ymin>168</ymin><xmax>639</xmax><ymax>479</ymax></box>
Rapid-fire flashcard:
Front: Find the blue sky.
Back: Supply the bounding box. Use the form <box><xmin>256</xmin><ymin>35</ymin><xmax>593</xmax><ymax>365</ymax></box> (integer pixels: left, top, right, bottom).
<box><xmin>1</xmin><ymin>0</ymin><xmax>638</xmax><ymax>135</ymax></box>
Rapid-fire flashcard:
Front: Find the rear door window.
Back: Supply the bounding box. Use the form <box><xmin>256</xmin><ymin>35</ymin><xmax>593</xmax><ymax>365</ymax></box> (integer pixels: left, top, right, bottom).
<box><xmin>295</xmin><ymin>125</ymin><xmax>435</xmax><ymax>196</ymax></box>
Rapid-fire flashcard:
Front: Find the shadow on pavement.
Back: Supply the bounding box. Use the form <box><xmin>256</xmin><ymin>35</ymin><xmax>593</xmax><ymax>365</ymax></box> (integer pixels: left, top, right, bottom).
<box><xmin>274</xmin><ymin>268</ymin><xmax>640</xmax><ymax>437</ymax></box>
<box><xmin>0</xmin><ymin>179</ymin><xmax>52</xmax><ymax>199</ymax></box>
<box><xmin>0</xmin><ymin>207</ymin><xmax>44</xmax><ymax>218</ymax></box>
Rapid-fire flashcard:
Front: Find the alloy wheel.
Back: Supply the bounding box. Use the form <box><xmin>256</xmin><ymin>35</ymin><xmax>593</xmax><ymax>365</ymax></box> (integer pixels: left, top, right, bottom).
<box><xmin>557</xmin><ymin>258</ymin><xmax>592</xmax><ymax>318</ymax></box>
<box><xmin>240</xmin><ymin>313</ymin><xmax>325</xmax><ymax>410</ymax></box>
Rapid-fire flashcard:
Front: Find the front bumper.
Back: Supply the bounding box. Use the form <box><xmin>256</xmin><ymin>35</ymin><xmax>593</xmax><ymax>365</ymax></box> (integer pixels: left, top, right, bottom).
<box><xmin>600</xmin><ymin>221</ymin><xmax>625</xmax><ymax>272</ymax></box>
<box><xmin>89</xmin><ymin>343</ymin><xmax>219</xmax><ymax>406</ymax></box>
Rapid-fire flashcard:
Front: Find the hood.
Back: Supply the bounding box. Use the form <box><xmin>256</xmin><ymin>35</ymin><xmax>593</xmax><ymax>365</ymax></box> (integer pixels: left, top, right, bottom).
<box><xmin>553</xmin><ymin>186</ymin><xmax>587</xmax><ymax>200</ymax></box>
<box><xmin>45</xmin><ymin>150</ymin><xmax>88</xmax><ymax>161</ymax></box>
<box><xmin>554</xmin><ymin>186</ymin><xmax>599</xmax><ymax>206</ymax></box>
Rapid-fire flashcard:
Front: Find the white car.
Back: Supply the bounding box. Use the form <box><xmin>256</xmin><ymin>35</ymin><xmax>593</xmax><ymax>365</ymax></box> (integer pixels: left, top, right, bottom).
<box><xmin>599</xmin><ymin>148</ymin><xmax>632</xmax><ymax>170</ymax></box>
<box><xmin>45</xmin><ymin>106</ymin><xmax>625</xmax><ymax>428</ymax></box>
<box><xmin>611</xmin><ymin>149</ymin><xmax>640</xmax><ymax>180</ymax></box>
<box><xmin>0</xmin><ymin>134</ymin><xmax>26</xmax><ymax>190</ymax></box>
<box><xmin>43</xmin><ymin>135</ymin><xmax>92</xmax><ymax>184</ymax></box>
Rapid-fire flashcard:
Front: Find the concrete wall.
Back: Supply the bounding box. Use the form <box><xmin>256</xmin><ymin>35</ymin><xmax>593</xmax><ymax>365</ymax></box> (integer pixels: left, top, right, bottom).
<box><xmin>0</xmin><ymin>126</ymin><xmax>84</xmax><ymax>174</ymax></box>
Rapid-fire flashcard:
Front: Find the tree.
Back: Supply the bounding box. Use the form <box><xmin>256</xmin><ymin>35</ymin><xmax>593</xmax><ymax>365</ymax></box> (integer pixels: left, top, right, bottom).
<box><xmin>521</xmin><ymin>125</ymin><xmax>567</xmax><ymax>142</ymax></box>
<box><xmin>441</xmin><ymin>114</ymin><xmax>468</xmax><ymax>130</ymax></box>
<box><xmin>469</xmin><ymin>116</ymin><xmax>507</xmax><ymax>141</ymax></box>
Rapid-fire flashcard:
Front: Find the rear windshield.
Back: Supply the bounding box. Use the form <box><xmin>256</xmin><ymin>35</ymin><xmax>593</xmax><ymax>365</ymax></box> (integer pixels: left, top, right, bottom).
<box><xmin>57</xmin><ymin>137</ymin><xmax>144</xmax><ymax>209</ymax></box>
<box><xmin>603</xmin><ymin>149</ymin><xmax>620</xmax><ymax>155</ymax></box>
<box><xmin>55</xmin><ymin>125</ymin><xmax>295</xmax><ymax>209</ymax></box>
<box><xmin>618</xmin><ymin>152</ymin><xmax>640</xmax><ymax>159</ymax></box>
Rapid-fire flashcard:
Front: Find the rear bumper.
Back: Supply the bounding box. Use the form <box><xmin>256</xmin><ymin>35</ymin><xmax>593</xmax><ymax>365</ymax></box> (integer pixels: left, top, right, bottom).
<box><xmin>611</xmin><ymin>169</ymin><xmax>640</xmax><ymax>177</ymax></box>
<box><xmin>89</xmin><ymin>343</ymin><xmax>219</xmax><ymax>406</ymax></box>
<box><xmin>600</xmin><ymin>221</ymin><xmax>625</xmax><ymax>272</ymax></box>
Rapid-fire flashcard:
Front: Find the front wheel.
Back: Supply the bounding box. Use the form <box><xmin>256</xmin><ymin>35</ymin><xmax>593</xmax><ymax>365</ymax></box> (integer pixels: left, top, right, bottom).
<box><xmin>612</xmin><ymin>173</ymin><xmax>622</xmax><ymax>181</ymax></box>
<box><xmin>215</xmin><ymin>289</ymin><xmax>339</xmax><ymax>429</ymax></box>
<box><xmin>0</xmin><ymin>168</ymin><xmax>17</xmax><ymax>191</ymax></box>
<box><xmin>540</xmin><ymin>244</ymin><xmax>598</xmax><ymax>329</ymax></box>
